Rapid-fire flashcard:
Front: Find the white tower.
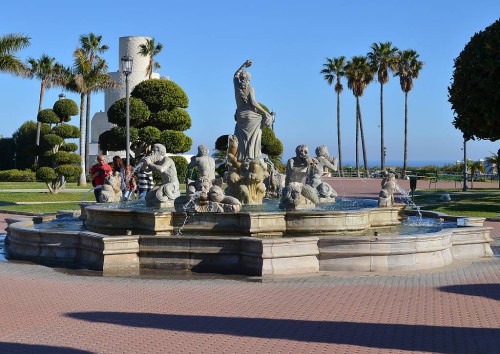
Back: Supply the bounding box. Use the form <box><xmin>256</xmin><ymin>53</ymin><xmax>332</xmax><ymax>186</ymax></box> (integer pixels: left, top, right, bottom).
<box><xmin>90</xmin><ymin>36</ymin><xmax>160</xmax><ymax>159</ymax></box>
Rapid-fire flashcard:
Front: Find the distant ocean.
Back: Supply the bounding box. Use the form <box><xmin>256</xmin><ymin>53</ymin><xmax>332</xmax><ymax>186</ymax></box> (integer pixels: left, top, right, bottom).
<box><xmin>341</xmin><ymin>160</ymin><xmax>456</xmax><ymax>168</ymax></box>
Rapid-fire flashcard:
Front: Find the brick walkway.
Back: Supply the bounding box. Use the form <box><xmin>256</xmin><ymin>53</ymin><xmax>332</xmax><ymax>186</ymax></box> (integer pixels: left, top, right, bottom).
<box><xmin>0</xmin><ymin>179</ymin><xmax>499</xmax><ymax>353</ymax></box>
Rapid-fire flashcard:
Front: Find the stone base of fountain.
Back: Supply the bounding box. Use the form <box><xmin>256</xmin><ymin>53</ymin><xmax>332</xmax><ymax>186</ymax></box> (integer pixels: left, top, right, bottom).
<box><xmin>4</xmin><ymin>207</ymin><xmax>494</xmax><ymax>276</ymax></box>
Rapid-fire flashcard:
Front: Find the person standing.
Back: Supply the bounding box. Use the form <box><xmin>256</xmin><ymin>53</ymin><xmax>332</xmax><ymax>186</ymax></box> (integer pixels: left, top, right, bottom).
<box><xmin>122</xmin><ymin>165</ymin><xmax>137</xmax><ymax>201</ymax></box>
<box><xmin>112</xmin><ymin>156</ymin><xmax>126</xmax><ymax>196</ymax></box>
<box><xmin>137</xmin><ymin>164</ymin><xmax>154</xmax><ymax>200</ymax></box>
<box><xmin>90</xmin><ymin>155</ymin><xmax>112</xmax><ymax>202</ymax></box>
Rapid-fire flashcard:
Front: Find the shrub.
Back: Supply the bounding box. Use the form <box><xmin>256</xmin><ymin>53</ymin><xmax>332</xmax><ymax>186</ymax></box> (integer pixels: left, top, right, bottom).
<box><xmin>36</xmin><ymin>166</ymin><xmax>57</xmax><ymax>181</ymax></box>
<box><xmin>37</xmin><ymin>109</ymin><xmax>60</xmax><ymax>124</ymax></box>
<box><xmin>132</xmin><ymin>79</ymin><xmax>188</xmax><ymax>113</ymax></box>
<box><xmin>107</xmin><ymin>97</ymin><xmax>151</xmax><ymax>127</ymax></box>
<box><xmin>153</xmin><ymin>108</ymin><xmax>191</xmax><ymax>131</ymax></box>
<box><xmin>52</xmin><ymin>123</ymin><xmax>79</xmax><ymax>139</ymax></box>
<box><xmin>53</xmin><ymin>99</ymin><xmax>78</xmax><ymax>122</ymax></box>
<box><xmin>159</xmin><ymin>130</ymin><xmax>192</xmax><ymax>154</ymax></box>
<box><xmin>171</xmin><ymin>156</ymin><xmax>188</xmax><ymax>182</ymax></box>
<box><xmin>0</xmin><ymin>169</ymin><xmax>36</xmax><ymax>182</ymax></box>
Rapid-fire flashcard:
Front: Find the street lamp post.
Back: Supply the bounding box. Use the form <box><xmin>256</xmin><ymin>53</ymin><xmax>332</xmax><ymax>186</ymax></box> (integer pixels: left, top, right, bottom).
<box><xmin>462</xmin><ymin>137</ymin><xmax>468</xmax><ymax>191</ymax></box>
<box><xmin>121</xmin><ymin>56</ymin><xmax>133</xmax><ymax>167</ymax></box>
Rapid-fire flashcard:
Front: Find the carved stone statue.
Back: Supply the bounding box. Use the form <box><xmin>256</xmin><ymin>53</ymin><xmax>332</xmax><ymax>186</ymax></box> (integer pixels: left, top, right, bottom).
<box><xmin>187</xmin><ymin>145</ymin><xmax>217</xmax><ymax>195</ymax></box>
<box><xmin>233</xmin><ymin>60</ymin><xmax>273</xmax><ymax>162</ymax></box>
<box><xmin>175</xmin><ymin>182</ymin><xmax>242</xmax><ymax>213</ymax></box>
<box><xmin>378</xmin><ymin>171</ymin><xmax>397</xmax><ymax>207</ymax></box>
<box><xmin>281</xmin><ymin>144</ymin><xmax>339</xmax><ymax>210</ymax></box>
<box><xmin>285</xmin><ymin>145</ymin><xmax>316</xmax><ymax>186</ymax></box>
<box><xmin>99</xmin><ymin>171</ymin><xmax>123</xmax><ymax>203</ymax></box>
<box><xmin>305</xmin><ymin>145</ymin><xmax>338</xmax><ymax>200</ymax></box>
<box><xmin>142</xmin><ymin>143</ymin><xmax>180</xmax><ymax>208</ymax></box>
<box><xmin>224</xmin><ymin>60</ymin><xmax>274</xmax><ymax>205</ymax></box>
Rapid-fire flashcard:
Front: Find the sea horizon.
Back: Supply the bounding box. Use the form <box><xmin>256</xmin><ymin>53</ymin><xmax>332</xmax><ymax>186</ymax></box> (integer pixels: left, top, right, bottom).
<box><xmin>340</xmin><ymin>160</ymin><xmax>460</xmax><ymax>169</ymax></box>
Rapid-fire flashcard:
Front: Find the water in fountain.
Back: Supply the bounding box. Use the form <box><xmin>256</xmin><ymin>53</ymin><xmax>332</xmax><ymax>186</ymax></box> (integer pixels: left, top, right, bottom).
<box><xmin>396</xmin><ymin>184</ymin><xmax>425</xmax><ymax>222</ymax></box>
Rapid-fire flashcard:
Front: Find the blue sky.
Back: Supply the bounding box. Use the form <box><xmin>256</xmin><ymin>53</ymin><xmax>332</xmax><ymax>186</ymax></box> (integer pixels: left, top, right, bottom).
<box><xmin>1</xmin><ymin>0</ymin><xmax>498</xmax><ymax>166</ymax></box>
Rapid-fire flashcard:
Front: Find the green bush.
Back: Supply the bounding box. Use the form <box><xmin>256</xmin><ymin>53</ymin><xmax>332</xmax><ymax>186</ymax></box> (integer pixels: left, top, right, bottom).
<box><xmin>0</xmin><ymin>169</ymin><xmax>36</xmax><ymax>182</ymax></box>
<box><xmin>52</xmin><ymin>123</ymin><xmax>79</xmax><ymax>139</ymax></box>
<box><xmin>42</xmin><ymin>133</ymin><xmax>64</xmax><ymax>147</ymax></box>
<box><xmin>99</xmin><ymin>126</ymin><xmax>139</xmax><ymax>152</ymax></box>
<box><xmin>55</xmin><ymin>164</ymin><xmax>82</xmax><ymax>179</ymax></box>
<box><xmin>37</xmin><ymin>109</ymin><xmax>60</xmax><ymax>124</ymax></box>
<box><xmin>153</xmin><ymin>108</ymin><xmax>191</xmax><ymax>131</ymax></box>
<box><xmin>53</xmin><ymin>99</ymin><xmax>78</xmax><ymax>122</ymax></box>
<box><xmin>215</xmin><ymin>135</ymin><xmax>229</xmax><ymax>151</ymax></box>
<box><xmin>36</xmin><ymin>166</ymin><xmax>57</xmax><ymax>181</ymax></box>
<box><xmin>60</xmin><ymin>142</ymin><xmax>78</xmax><ymax>152</ymax></box>
<box><xmin>159</xmin><ymin>130</ymin><xmax>192</xmax><ymax>154</ymax></box>
<box><xmin>171</xmin><ymin>156</ymin><xmax>188</xmax><ymax>182</ymax></box>
<box><xmin>138</xmin><ymin>126</ymin><xmax>161</xmax><ymax>144</ymax></box>
<box><xmin>132</xmin><ymin>79</ymin><xmax>188</xmax><ymax>113</ymax></box>
<box><xmin>107</xmin><ymin>97</ymin><xmax>151</xmax><ymax>127</ymax></box>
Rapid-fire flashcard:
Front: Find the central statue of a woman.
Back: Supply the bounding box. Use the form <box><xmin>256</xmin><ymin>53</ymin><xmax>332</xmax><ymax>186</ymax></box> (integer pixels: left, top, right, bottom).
<box><xmin>225</xmin><ymin>60</ymin><xmax>273</xmax><ymax>205</ymax></box>
<box><xmin>233</xmin><ymin>60</ymin><xmax>274</xmax><ymax>162</ymax></box>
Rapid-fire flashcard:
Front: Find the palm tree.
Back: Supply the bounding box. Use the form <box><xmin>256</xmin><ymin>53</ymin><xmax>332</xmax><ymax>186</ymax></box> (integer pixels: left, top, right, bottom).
<box><xmin>394</xmin><ymin>49</ymin><xmax>424</xmax><ymax>177</ymax></box>
<box><xmin>138</xmin><ymin>37</ymin><xmax>163</xmax><ymax>79</ymax></box>
<box><xmin>27</xmin><ymin>55</ymin><xmax>64</xmax><ymax>161</ymax></box>
<box><xmin>485</xmin><ymin>149</ymin><xmax>500</xmax><ymax>189</ymax></box>
<box><xmin>321</xmin><ymin>56</ymin><xmax>346</xmax><ymax>176</ymax></box>
<box><xmin>0</xmin><ymin>33</ymin><xmax>30</xmax><ymax>76</ymax></box>
<box><xmin>469</xmin><ymin>160</ymin><xmax>486</xmax><ymax>189</ymax></box>
<box><xmin>70</xmin><ymin>47</ymin><xmax>115</xmax><ymax>186</ymax></box>
<box><xmin>368</xmin><ymin>42</ymin><xmax>399</xmax><ymax>171</ymax></box>
<box><xmin>78</xmin><ymin>33</ymin><xmax>109</xmax><ymax>175</ymax></box>
<box><xmin>344</xmin><ymin>56</ymin><xmax>375</xmax><ymax>177</ymax></box>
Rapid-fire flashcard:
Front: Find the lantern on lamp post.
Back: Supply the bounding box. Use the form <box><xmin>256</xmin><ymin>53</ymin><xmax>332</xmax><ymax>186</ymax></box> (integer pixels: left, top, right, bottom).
<box><xmin>121</xmin><ymin>55</ymin><xmax>133</xmax><ymax>167</ymax></box>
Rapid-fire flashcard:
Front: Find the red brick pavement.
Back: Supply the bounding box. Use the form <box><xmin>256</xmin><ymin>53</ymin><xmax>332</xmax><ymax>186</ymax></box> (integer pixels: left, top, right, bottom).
<box><xmin>0</xmin><ymin>258</ymin><xmax>499</xmax><ymax>353</ymax></box>
<box><xmin>0</xmin><ymin>179</ymin><xmax>499</xmax><ymax>353</ymax></box>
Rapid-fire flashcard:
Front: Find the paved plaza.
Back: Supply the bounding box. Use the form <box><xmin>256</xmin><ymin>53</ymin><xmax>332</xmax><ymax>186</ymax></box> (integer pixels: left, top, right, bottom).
<box><xmin>0</xmin><ymin>179</ymin><xmax>499</xmax><ymax>353</ymax></box>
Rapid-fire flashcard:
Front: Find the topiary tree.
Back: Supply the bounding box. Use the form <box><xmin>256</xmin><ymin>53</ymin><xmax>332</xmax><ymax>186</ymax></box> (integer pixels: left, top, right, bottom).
<box><xmin>449</xmin><ymin>19</ymin><xmax>500</xmax><ymax>141</ymax></box>
<box><xmin>12</xmin><ymin>121</ymin><xmax>51</xmax><ymax>170</ymax></box>
<box><xmin>53</xmin><ymin>98</ymin><xmax>79</xmax><ymax>122</ymax></box>
<box><xmin>35</xmin><ymin>101</ymin><xmax>82</xmax><ymax>193</ymax></box>
<box><xmin>37</xmin><ymin>109</ymin><xmax>60</xmax><ymax>125</ymax></box>
<box><xmin>100</xmin><ymin>78</ymin><xmax>192</xmax><ymax>161</ymax></box>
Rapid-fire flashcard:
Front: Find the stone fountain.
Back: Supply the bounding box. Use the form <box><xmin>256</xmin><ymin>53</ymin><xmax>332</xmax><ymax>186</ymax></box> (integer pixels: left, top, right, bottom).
<box><xmin>5</xmin><ymin>60</ymin><xmax>494</xmax><ymax>276</ymax></box>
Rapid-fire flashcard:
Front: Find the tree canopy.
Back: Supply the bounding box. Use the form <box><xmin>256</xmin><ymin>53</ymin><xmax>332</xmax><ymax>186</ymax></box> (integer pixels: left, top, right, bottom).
<box><xmin>449</xmin><ymin>19</ymin><xmax>500</xmax><ymax>141</ymax></box>
<box><xmin>101</xmin><ymin>78</ymin><xmax>192</xmax><ymax>159</ymax></box>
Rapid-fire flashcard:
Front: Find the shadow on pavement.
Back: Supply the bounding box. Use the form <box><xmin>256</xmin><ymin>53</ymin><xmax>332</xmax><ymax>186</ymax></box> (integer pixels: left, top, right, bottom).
<box><xmin>0</xmin><ymin>342</ymin><xmax>92</xmax><ymax>353</ymax></box>
<box><xmin>439</xmin><ymin>283</ymin><xmax>500</xmax><ymax>301</ymax></box>
<box><xmin>67</xmin><ymin>312</ymin><xmax>499</xmax><ymax>353</ymax></box>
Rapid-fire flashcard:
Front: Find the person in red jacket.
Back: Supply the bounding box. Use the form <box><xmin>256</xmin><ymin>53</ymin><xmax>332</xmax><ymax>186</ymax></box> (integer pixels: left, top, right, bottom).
<box><xmin>90</xmin><ymin>155</ymin><xmax>113</xmax><ymax>202</ymax></box>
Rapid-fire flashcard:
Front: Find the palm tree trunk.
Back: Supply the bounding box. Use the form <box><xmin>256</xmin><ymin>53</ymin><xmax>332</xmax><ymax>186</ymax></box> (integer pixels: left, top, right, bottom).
<box><xmin>358</xmin><ymin>97</ymin><xmax>369</xmax><ymax>177</ymax></box>
<box><xmin>337</xmin><ymin>91</ymin><xmax>343</xmax><ymax>177</ymax></box>
<box><xmin>403</xmin><ymin>92</ymin><xmax>408</xmax><ymax>177</ymax></box>
<box><xmin>355</xmin><ymin>101</ymin><xmax>360</xmax><ymax>177</ymax></box>
<box><xmin>149</xmin><ymin>57</ymin><xmax>153</xmax><ymax>79</ymax></box>
<box><xmin>78</xmin><ymin>93</ymin><xmax>86</xmax><ymax>186</ymax></box>
<box><xmin>84</xmin><ymin>92</ymin><xmax>91</xmax><ymax>187</ymax></box>
<box><xmin>380</xmin><ymin>83</ymin><xmax>385</xmax><ymax>171</ymax></box>
<box><xmin>35</xmin><ymin>82</ymin><xmax>45</xmax><ymax>164</ymax></box>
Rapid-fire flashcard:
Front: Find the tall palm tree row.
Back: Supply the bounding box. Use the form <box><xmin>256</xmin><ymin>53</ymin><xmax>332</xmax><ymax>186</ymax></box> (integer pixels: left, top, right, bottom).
<box><xmin>344</xmin><ymin>56</ymin><xmax>375</xmax><ymax>177</ymax></box>
<box><xmin>367</xmin><ymin>42</ymin><xmax>399</xmax><ymax>171</ymax></box>
<box><xmin>394</xmin><ymin>49</ymin><xmax>424</xmax><ymax>177</ymax></box>
<box><xmin>0</xmin><ymin>33</ymin><xmax>30</xmax><ymax>76</ymax></box>
<box><xmin>78</xmin><ymin>33</ymin><xmax>110</xmax><ymax>178</ymax></box>
<box><xmin>321</xmin><ymin>56</ymin><xmax>346</xmax><ymax>176</ymax></box>
<box><xmin>138</xmin><ymin>37</ymin><xmax>163</xmax><ymax>79</ymax></box>
<box><xmin>69</xmin><ymin>41</ymin><xmax>115</xmax><ymax>186</ymax></box>
<box><xmin>26</xmin><ymin>54</ymin><xmax>65</xmax><ymax>162</ymax></box>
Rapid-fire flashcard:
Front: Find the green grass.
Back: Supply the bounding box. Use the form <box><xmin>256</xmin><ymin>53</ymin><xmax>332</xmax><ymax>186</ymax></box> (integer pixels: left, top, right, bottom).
<box><xmin>0</xmin><ymin>182</ymin><xmax>90</xmax><ymax>190</ymax></box>
<box><xmin>412</xmin><ymin>189</ymin><xmax>500</xmax><ymax>217</ymax></box>
<box><xmin>0</xmin><ymin>192</ymin><xmax>93</xmax><ymax>203</ymax></box>
<box><xmin>0</xmin><ymin>202</ymin><xmax>82</xmax><ymax>214</ymax></box>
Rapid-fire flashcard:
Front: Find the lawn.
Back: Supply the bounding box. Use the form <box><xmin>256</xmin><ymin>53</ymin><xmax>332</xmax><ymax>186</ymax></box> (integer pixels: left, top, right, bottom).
<box><xmin>412</xmin><ymin>189</ymin><xmax>500</xmax><ymax>218</ymax></box>
<box><xmin>0</xmin><ymin>181</ymin><xmax>90</xmax><ymax>190</ymax></box>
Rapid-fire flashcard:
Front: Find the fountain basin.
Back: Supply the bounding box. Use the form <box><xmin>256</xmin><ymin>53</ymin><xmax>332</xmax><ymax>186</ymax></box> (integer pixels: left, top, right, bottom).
<box><xmin>5</xmin><ymin>211</ymin><xmax>493</xmax><ymax>276</ymax></box>
<box><xmin>82</xmin><ymin>203</ymin><xmax>406</xmax><ymax>237</ymax></box>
